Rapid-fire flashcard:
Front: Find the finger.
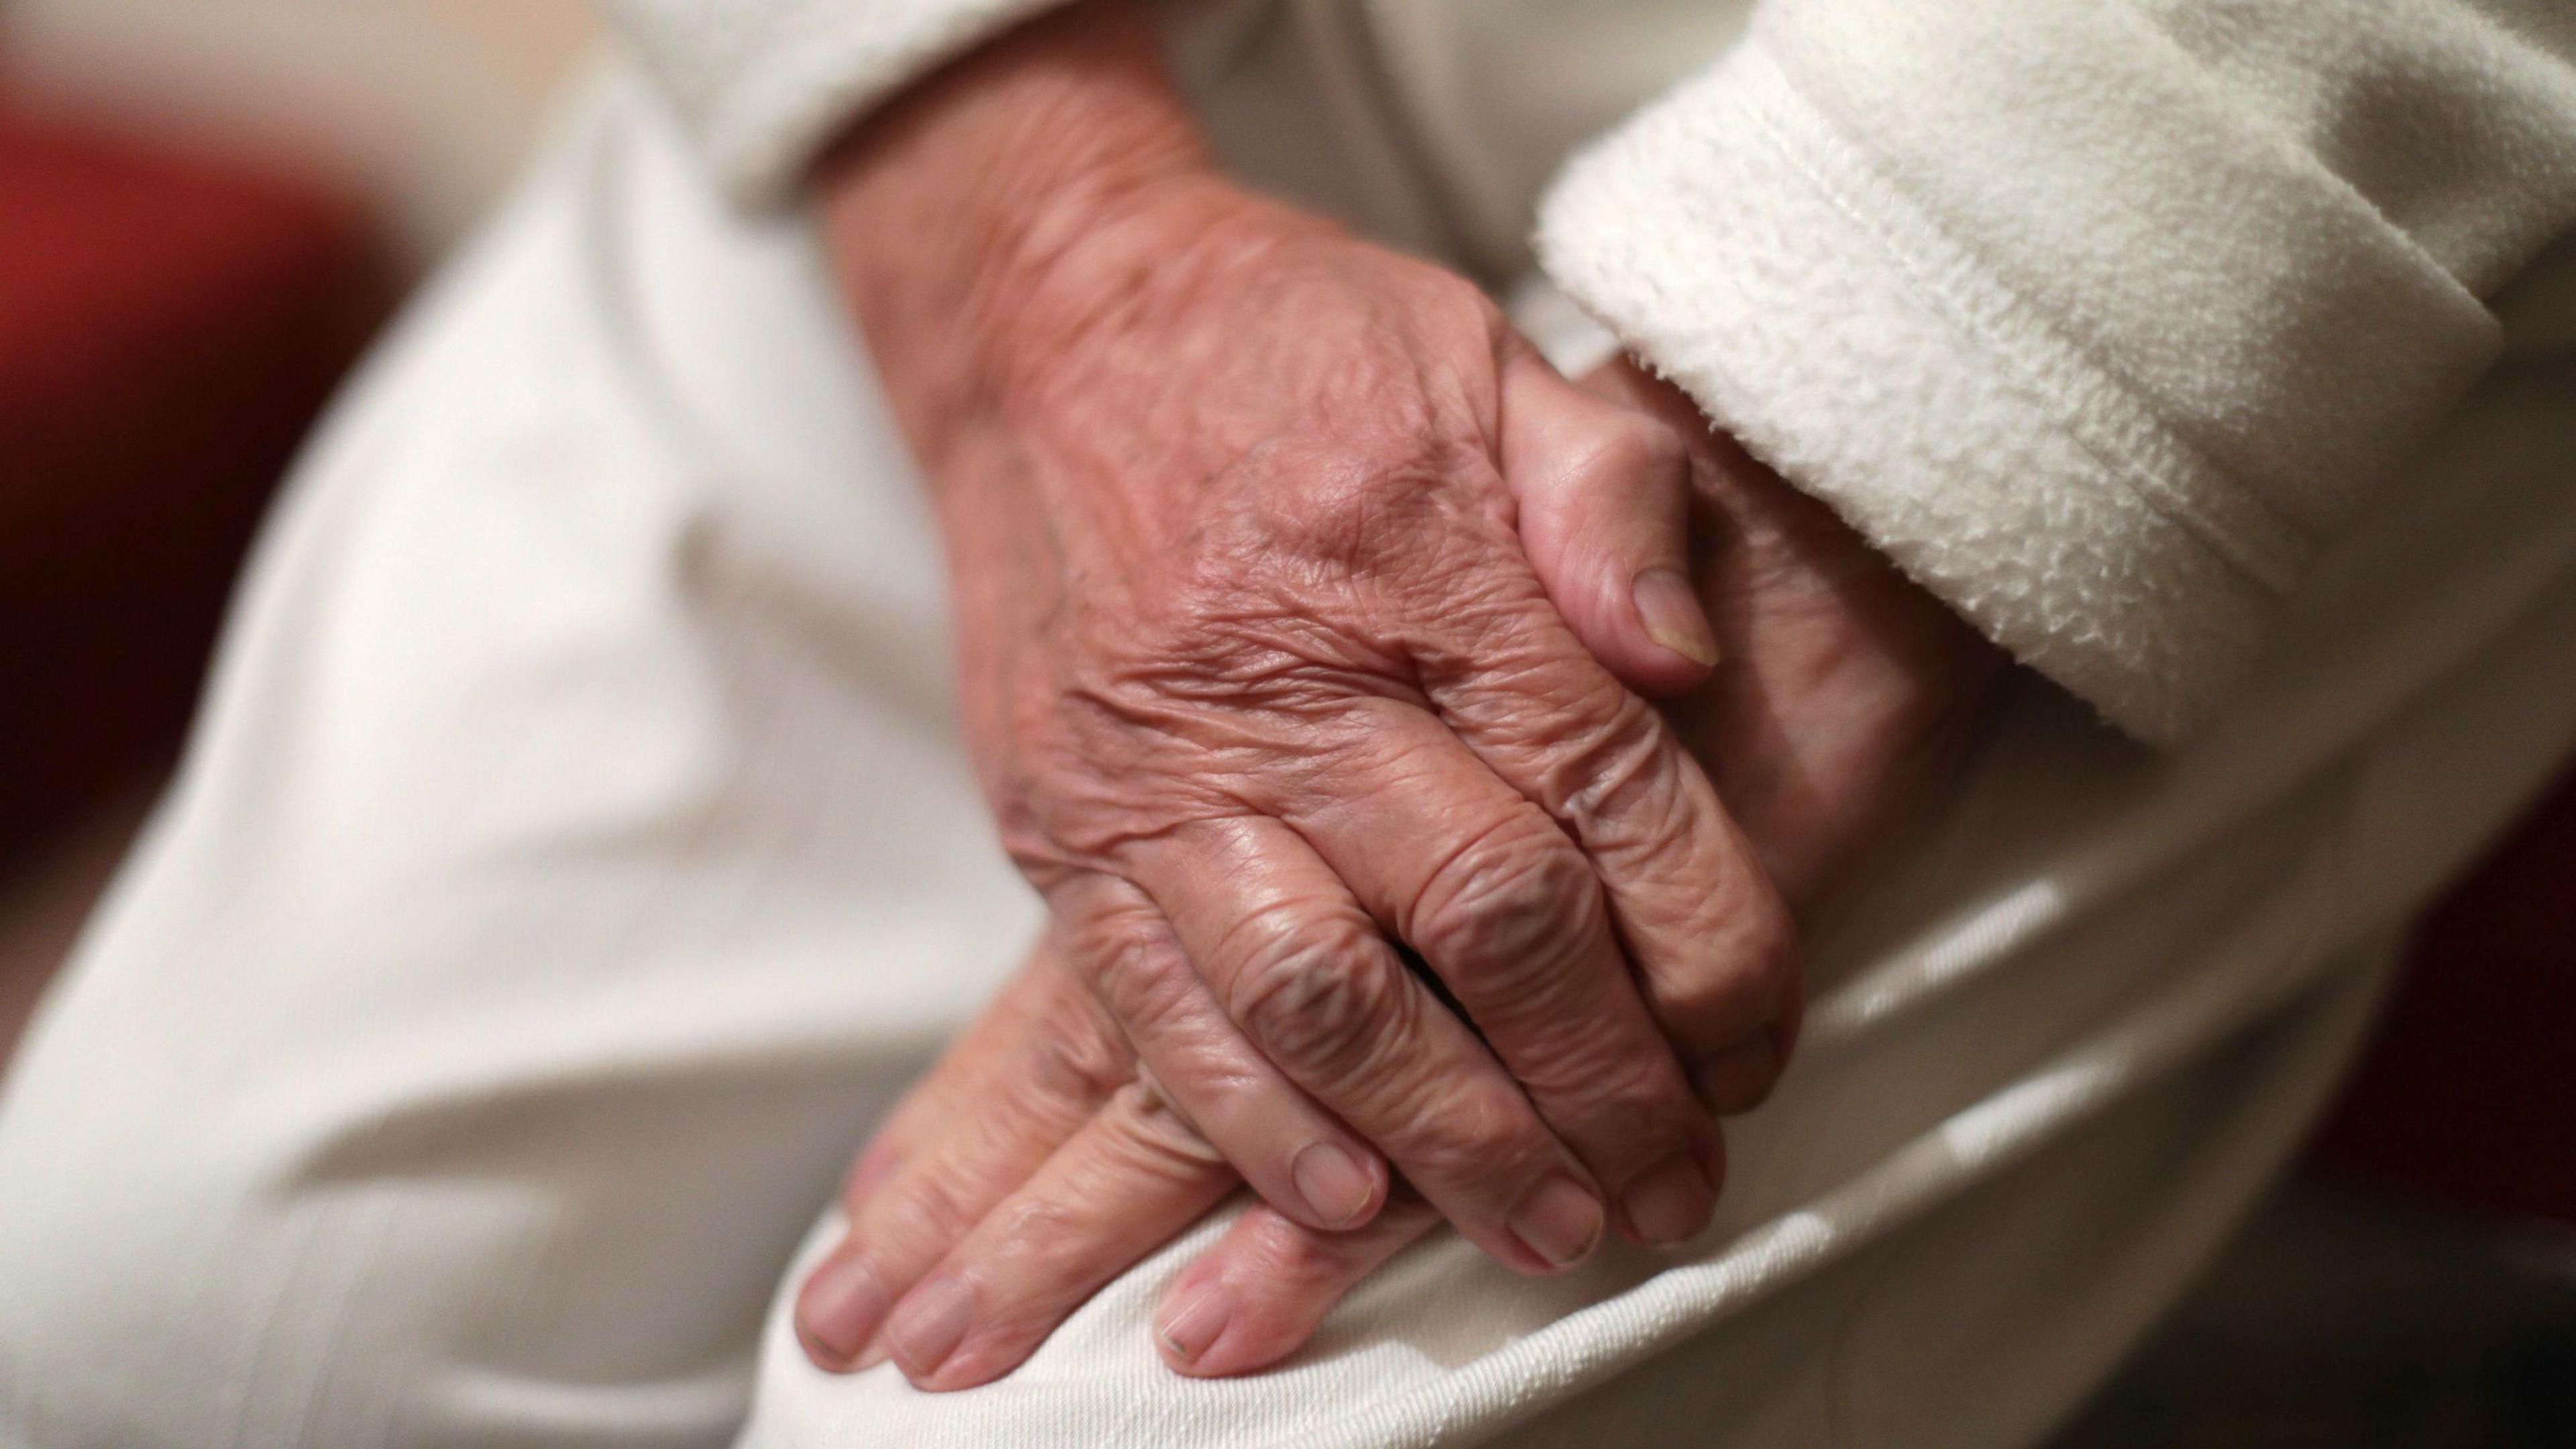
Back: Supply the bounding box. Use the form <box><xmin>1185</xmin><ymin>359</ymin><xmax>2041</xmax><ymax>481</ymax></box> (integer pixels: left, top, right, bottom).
<box><xmin>1134</xmin><ymin>816</ymin><xmax>1611</xmax><ymax>1275</ymax></box>
<box><xmin>1260</xmin><ymin>706</ymin><xmax>1725</xmax><ymax>1246</ymax></box>
<box><xmin>1498</xmin><ymin>344</ymin><xmax>1713</xmax><ymax>698</ymax></box>
<box><xmin>1152</xmin><ymin>1189</ymin><xmax>1443</xmax><ymax>1378</ymax></box>
<box><xmin>1051</xmin><ymin>871</ymin><xmax>1390</xmax><ymax>1232</ymax></box>
<box><xmin>881</xmin><ymin>1079</ymin><xmax>1241</xmax><ymax>1390</ymax></box>
<box><xmin>793</xmin><ymin>954</ymin><xmax>1126</xmax><ymax>1370</ymax></box>
<box><xmin>1693</xmin><ymin>1030</ymin><xmax>1790</xmax><ymax>1115</ymax></box>
<box><xmin>1409</xmin><ymin>564</ymin><xmax>1801</xmax><ymax>1089</ymax></box>
<box><xmin>849</xmin><ymin>949</ymin><xmax>1120</xmax><ymax>1214</ymax></box>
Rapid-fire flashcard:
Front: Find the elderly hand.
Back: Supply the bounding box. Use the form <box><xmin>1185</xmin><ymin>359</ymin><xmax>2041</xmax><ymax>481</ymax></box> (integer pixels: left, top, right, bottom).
<box><xmin>795</xmin><ymin>357</ymin><xmax>2002</xmax><ymax>1388</ymax></box>
<box><xmin>794</xmin><ymin>1</ymin><xmax>1799</xmax><ymax>1381</ymax></box>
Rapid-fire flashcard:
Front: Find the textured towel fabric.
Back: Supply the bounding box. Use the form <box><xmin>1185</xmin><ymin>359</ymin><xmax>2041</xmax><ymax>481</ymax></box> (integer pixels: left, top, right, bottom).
<box><xmin>1538</xmin><ymin>0</ymin><xmax>2576</xmax><ymax>742</ymax></box>
<box><xmin>599</xmin><ymin>0</ymin><xmax>2576</xmax><ymax>742</ymax></box>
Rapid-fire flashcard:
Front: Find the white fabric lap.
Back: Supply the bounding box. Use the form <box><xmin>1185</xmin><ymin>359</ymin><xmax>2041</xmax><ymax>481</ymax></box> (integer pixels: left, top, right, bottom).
<box><xmin>6</xmin><ymin>60</ymin><xmax>2576</xmax><ymax>1449</ymax></box>
<box><xmin>0</xmin><ymin>69</ymin><xmax>1038</xmax><ymax>1449</ymax></box>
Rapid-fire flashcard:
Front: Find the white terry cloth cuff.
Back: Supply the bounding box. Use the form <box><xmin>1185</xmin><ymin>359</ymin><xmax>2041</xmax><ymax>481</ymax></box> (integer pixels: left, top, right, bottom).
<box><xmin>601</xmin><ymin>0</ymin><xmax>1069</xmax><ymax>206</ymax></box>
<box><xmin>1537</xmin><ymin>42</ymin><xmax>2294</xmax><ymax>746</ymax></box>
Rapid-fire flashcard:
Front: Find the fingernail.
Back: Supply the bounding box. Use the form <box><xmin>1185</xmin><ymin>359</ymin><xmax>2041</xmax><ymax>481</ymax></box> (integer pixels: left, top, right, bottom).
<box><xmin>1156</xmin><ymin>1282</ymin><xmax>1234</xmax><ymax>1363</ymax></box>
<box><xmin>1622</xmin><ymin>1154</ymin><xmax>1715</xmax><ymax>1246</ymax></box>
<box><xmin>796</xmin><ymin>1254</ymin><xmax>889</xmax><ymax>1366</ymax></box>
<box><xmin>1633</xmin><ymin>568</ymin><xmax>1717</xmax><ymax>667</ymax></box>
<box><xmin>1508</xmin><ymin>1174</ymin><xmax>1605</xmax><ymax>1269</ymax></box>
<box><xmin>1291</xmin><ymin>1142</ymin><xmax>1375</xmax><ymax>1228</ymax></box>
<box><xmin>886</xmin><ymin>1275</ymin><xmax>975</xmax><ymax>1377</ymax></box>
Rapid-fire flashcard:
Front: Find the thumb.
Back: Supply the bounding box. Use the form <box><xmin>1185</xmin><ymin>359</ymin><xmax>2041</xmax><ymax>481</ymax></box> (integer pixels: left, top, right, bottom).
<box><xmin>1499</xmin><ymin>346</ymin><xmax>1715</xmax><ymax>698</ymax></box>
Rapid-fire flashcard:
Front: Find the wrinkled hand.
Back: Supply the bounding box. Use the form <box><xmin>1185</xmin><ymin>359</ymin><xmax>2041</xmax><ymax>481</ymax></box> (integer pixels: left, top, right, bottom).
<box><xmin>796</xmin><ymin>358</ymin><xmax>2002</xmax><ymax>1388</ymax></box>
<box><xmin>1586</xmin><ymin>363</ymin><xmax>2001</xmax><ymax>914</ymax></box>
<box><xmin>796</xmin><ymin>3</ymin><xmax>1801</xmax><ymax>1384</ymax></box>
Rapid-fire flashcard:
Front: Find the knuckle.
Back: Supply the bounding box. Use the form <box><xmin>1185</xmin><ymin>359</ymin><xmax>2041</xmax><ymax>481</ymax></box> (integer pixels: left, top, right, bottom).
<box><xmin>1064</xmin><ymin>896</ymin><xmax>1159</xmax><ymax>979</ymax></box>
<box><xmin>1403</xmin><ymin>1082</ymin><xmax>1550</xmax><ymax>1185</ymax></box>
<box><xmin>877</xmin><ymin>1167</ymin><xmax>975</xmax><ymax>1248</ymax></box>
<box><xmin>988</xmin><ymin>1191</ymin><xmax>1085</xmax><ymax>1254</ymax></box>
<box><xmin>1631</xmin><ymin>413</ymin><xmax>1690</xmax><ymax>477</ymax></box>
<box><xmin>1571</xmin><ymin>413</ymin><xmax>1687</xmax><ymax>494</ymax></box>
<box><xmin>1106</xmin><ymin>1079</ymin><xmax>1227</xmax><ymax>1170</ymax></box>
<box><xmin>1224</xmin><ymin>911</ymin><xmax>1409</xmax><ymax>1080</ymax></box>
<box><xmin>1413</xmin><ymin>822</ymin><xmax>1603</xmax><ymax>992</ymax></box>
<box><xmin>1236</xmin><ymin>441</ymin><xmax>1441</xmax><ymax>576</ymax></box>
<box><xmin>1024</xmin><ymin>989</ymin><xmax>1136</xmax><ymax>1108</ymax></box>
<box><xmin>1082</xmin><ymin>924</ymin><xmax>1199</xmax><ymax>1039</ymax></box>
<box><xmin>1549</xmin><ymin>698</ymin><xmax>1680</xmax><ymax>838</ymax></box>
<box><xmin>1507</xmin><ymin>1026</ymin><xmax>1700</xmax><ymax>1146</ymax></box>
<box><xmin>1663</xmin><ymin>906</ymin><xmax>1801</xmax><ymax>1050</ymax></box>
<box><xmin>1581</xmin><ymin>1051</ymin><xmax>1698</xmax><ymax>1134</ymax></box>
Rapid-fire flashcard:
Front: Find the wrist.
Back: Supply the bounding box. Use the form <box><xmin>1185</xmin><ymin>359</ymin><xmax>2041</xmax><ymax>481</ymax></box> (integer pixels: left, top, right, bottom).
<box><xmin>812</xmin><ymin>0</ymin><xmax>1216</xmax><ymax>461</ymax></box>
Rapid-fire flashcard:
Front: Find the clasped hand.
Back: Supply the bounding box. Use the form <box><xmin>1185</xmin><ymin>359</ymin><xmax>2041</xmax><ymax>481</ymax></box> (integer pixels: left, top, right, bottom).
<box><xmin>786</xmin><ymin>1</ymin><xmax>1994</xmax><ymax>1391</ymax></box>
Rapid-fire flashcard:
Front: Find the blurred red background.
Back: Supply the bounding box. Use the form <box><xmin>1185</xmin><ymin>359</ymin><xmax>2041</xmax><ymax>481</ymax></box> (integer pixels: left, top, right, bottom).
<box><xmin>0</xmin><ymin>107</ymin><xmax>386</xmax><ymax>867</ymax></box>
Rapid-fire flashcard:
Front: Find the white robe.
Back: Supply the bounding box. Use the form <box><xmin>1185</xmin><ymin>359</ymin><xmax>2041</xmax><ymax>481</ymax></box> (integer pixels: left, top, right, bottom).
<box><xmin>4</xmin><ymin>4</ymin><xmax>2575</xmax><ymax>1446</ymax></box>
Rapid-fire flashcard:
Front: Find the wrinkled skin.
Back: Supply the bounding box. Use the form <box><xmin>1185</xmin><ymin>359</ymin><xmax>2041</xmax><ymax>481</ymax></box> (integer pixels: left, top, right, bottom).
<box><xmin>791</xmin><ymin>0</ymin><xmax>2000</xmax><ymax>1390</ymax></box>
<box><xmin>797</xmin><ymin>360</ymin><xmax>2002</xmax><ymax>1387</ymax></box>
<box><xmin>798</xmin><ymin>1</ymin><xmax>1815</xmax><ymax>1386</ymax></box>
<box><xmin>926</xmin><ymin>189</ymin><xmax>1800</xmax><ymax>1263</ymax></box>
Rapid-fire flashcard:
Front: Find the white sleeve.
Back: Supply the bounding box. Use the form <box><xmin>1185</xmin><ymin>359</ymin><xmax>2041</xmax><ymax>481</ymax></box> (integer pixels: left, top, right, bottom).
<box><xmin>596</xmin><ymin>0</ymin><xmax>1069</xmax><ymax>203</ymax></box>
<box><xmin>1536</xmin><ymin>0</ymin><xmax>2576</xmax><ymax>743</ymax></box>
